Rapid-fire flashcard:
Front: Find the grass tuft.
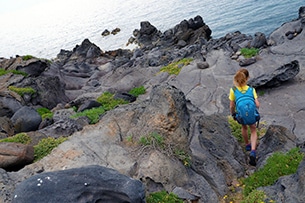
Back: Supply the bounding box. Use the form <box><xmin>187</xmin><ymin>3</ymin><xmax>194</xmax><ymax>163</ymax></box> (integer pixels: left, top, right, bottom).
<box><xmin>33</xmin><ymin>137</ymin><xmax>67</xmax><ymax>162</ymax></box>
<box><xmin>240</xmin><ymin>48</ymin><xmax>259</xmax><ymax>58</ymax></box>
<box><xmin>159</xmin><ymin>58</ymin><xmax>193</xmax><ymax>75</ymax></box>
<box><xmin>0</xmin><ymin>133</ymin><xmax>31</xmax><ymax>144</ymax></box>
<box><xmin>147</xmin><ymin>190</ymin><xmax>183</xmax><ymax>203</ymax></box>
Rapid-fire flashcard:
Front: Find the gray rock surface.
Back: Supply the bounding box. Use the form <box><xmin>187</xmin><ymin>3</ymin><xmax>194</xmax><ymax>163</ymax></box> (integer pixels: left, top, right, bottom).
<box><xmin>0</xmin><ymin>9</ymin><xmax>305</xmax><ymax>203</ymax></box>
<box><xmin>12</xmin><ymin>165</ymin><xmax>145</xmax><ymax>203</ymax></box>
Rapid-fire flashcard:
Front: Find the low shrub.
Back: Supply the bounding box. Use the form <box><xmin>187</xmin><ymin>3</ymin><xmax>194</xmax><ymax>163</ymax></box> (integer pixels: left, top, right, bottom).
<box><xmin>71</xmin><ymin>92</ymin><xmax>129</xmax><ymax>124</ymax></box>
<box><xmin>159</xmin><ymin>58</ymin><xmax>193</xmax><ymax>75</ymax></box>
<box><xmin>70</xmin><ymin>106</ymin><xmax>105</xmax><ymax>124</ymax></box>
<box><xmin>34</xmin><ymin>137</ymin><xmax>67</xmax><ymax>162</ymax></box>
<box><xmin>242</xmin><ymin>147</ymin><xmax>304</xmax><ymax>197</ymax></box>
<box><xmin>37</xmin><ymin>107</ymin><xmax>53</xmax><ymax>120</ymax></box>
<box><xmin>0</xmin><ymin>133</ymin><xmax>31</xmax><ymax>144</ymax></box>
<box><xmin>22</xmin><ymin>55</ymin><xmax>35</xmax><ymax>61</ymax></box>
<box><xmin>240</xmin><ymin>48</ymin><xmax>259</xmax><ymax>58</ymax></box>
<box><xmin>128</xmin><ymin>85</ymin><xmax>146</xmax><ymax>97</ymax></box>
<box><xmin>8</xmin><ymin>86</ymin><xmax>36</xmax><ymax>96</ymax></box>
<box><xmin>139</xmin><ymin>132</ymin><xmax>165</xmax><ymax>148</ymax></box>
<box><xmin>0</xmin><ymin>68</ymin><xmax>27</xmax><ymax>77</ymax></box>
<box><xmin>146</xmin><ymin>190</ymin><xmax>183</xmax><ymax>203</ymax></box>
<box><xmin>96</xmin><ymin>91</ymin><xmax>129</xmax><ymax>111</ymax></box>
<box><xmin>241</xmin><ymin>190</ymin><xmax>266</xmax><ymax>203</ymax></box>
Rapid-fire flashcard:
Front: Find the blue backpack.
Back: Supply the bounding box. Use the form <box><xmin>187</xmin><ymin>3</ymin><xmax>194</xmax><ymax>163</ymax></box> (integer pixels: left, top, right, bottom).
<box><xmin>233</xmin><ymin>86</ymin><xmax>260</xmax><ymax>126</ymax></box>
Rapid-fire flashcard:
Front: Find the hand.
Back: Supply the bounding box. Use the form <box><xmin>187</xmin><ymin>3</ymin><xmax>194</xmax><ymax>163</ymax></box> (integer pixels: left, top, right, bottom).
<box><xmin>232</xmin><ymin>112</ymin><xmax>237</xmax><ymax>121</ymax></box>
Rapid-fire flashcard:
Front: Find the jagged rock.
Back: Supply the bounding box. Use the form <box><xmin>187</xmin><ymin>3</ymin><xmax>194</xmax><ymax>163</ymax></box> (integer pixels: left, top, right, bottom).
<box><xmin>239</xmin><ymin>57</ymin><xmax>257</xmax><ymax>66</ymax></box>
<box><xmin>38</xmin><ymin>118</ymin><xmax>85</xmax><ymax>138</ymax></box>
<box><xmin>17</xmin><ymin>75</ymin><xmax>69</xmax><ymax>109</ymax></box>
<box><xmin>0</xmin><ymin>10</ymin><xmax>305</xmax><ymax>203</ymax></box>
<box><xmin>12</xmin><ymin>165</ymin><xmax>146</xmax><ymax>203</ymax></box>
<box><xmin>0</xmin><ymin>142</ymin><xmax>34</xmax><ymax>171</ymax></box>
<box><xmin>16</xmin><ymin>60</ymin><xmax>48</xmax><ymax>77</ymax></box>
<box><xmin>256</xmin><ymin>125</ymin><xmax>298</xmax><ymax>168</ymax></box>
<box><xmin>0</xmin><ymin>93</ymin><xmax>22</xmax><ymax>118</ymax></box>
<box><xmin>114</xmin><ymin>93</ymin><xmax>136</xmax><ymax>103</ymax></box>
<box><xmin>0</xmin><ymin>117</ymin><xmax>14</xmax><ymax>138</ymax></box>
<box><xmin>111</xmin><ymin>27</ymin><xmax>121</xmax><ymax>35</ymax></box>
<box><xmin>250</xmin><ymin>32</ymin><xmax>267</xmax><ymax>48</ymax></box>
<box><xmin>248</xmin><ymin>60</ymin><xmax>299</xmax><ymax>88</ymax></box>
<box><xmin>101</xmin><ymin>29</ymin><xmax>110</xmax><ymax>36</ymax></box>
<box><xmin>77</xmin><ymin>100</ymin><xmax>101</xmax><ymax>112</ymax></box>
<box><xmin>11</xmin><ymin>106</ymin><xmax>42</xmax><ymax>133</ymax></box>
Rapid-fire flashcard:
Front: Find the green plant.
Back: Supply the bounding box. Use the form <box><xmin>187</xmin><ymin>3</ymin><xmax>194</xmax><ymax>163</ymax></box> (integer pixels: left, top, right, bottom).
<box><xmin>97</xmin><ymin>92</ymin><xmax>129</xmax><ymax>111</ymax></box>
<box><xmin>242</xmin><ymin>147</ymin><xmax>304</xmax><ymax>197</ymax></box>
<box><xmin>240</xmin><ymin>48</ymin><xmax>259</xmax><ymax>58</ymax></box>
<box><xmin>37</xmin><ymin>107</ymin><xmax>53</xmax><ymax>120</ymax></box>
<box><xmin>0</xmin><ymin>133</ymin><xmax>31</xmax><ymax>144</ymax></box>
<box><xmin>34</xmin><ymin>137</ymin><xmax>67</xmax><ymax>162</ymax></box>
<box><xmin>22</xmin><ymin>55</ymin><xmax>35</xmax><ymax>60</ymax></box>
<box><xmin>146</xmin><ymin>190</ymin><xmax>183</xmax><ymax>203</ymax></box>
<box><xmin>139</xmin><ymin>132</ymin><xmax>165</xmax><ymax>148</ymax></box>
<box><xmin>241</xmin><ymin>190</ymin><xmax>266</xmax><ymax>203</ymax></box>
<box><xmin>159</xmin><ymin>58</ymin><xmax>193</xmax><ymax>75</ymax></box>
<box><xmin>70</xmin><ymin>106</ymin><xmax>105</xmax><ymax>124</ymax></box>
<box><xmin>128</xmin><ymin>85</ymin><xmax>146</xmax><ymax>97</ymax></box>
<box><xmin>0</xmin><ymin>68</ymin><xmax>27</xmax><ymax>77</ymax></box>
<box><xmin>174</xmin><ymin>149</ymin><xmax>191</xmax><ymax>166</ymax></box>
<box><xmin>8</xmin><ymin>86</ymin><xmax>36</xmax><ymax>96</ymax></box>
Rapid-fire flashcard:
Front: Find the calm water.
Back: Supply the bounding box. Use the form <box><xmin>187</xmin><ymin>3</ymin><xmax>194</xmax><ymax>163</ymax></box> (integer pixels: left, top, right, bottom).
<box><xmin>0</xmin><ymin>0</ymin><xmax>304</xmax><ymax>59</ymax></box>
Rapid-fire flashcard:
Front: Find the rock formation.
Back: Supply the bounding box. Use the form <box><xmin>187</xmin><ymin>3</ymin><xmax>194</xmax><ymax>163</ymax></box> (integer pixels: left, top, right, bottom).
<box><xmin>0</xmin><ymin>8</ymin><xmax>305</xmax><ymax>203</ymax></box>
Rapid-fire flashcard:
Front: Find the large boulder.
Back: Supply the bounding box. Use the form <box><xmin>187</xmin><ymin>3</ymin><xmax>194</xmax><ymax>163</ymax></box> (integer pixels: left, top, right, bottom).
<box><xmin>0</xmin><ymin>142</ymin><xmax>34</xmax><ymax>171</ymax></box>
<box><xmin>12</xmin><ymin>165</ymin><xmax>145</xmax><ymax>203</ymax></box>
<box><xmin>11</xmin><ymin>106</ymin><xmax>42</xmax><ymax>133</ymax></box>
<box><xmin>248</xmin><ymin>60</ymin><xmax>300</xmax><ymax>88</ymax></box>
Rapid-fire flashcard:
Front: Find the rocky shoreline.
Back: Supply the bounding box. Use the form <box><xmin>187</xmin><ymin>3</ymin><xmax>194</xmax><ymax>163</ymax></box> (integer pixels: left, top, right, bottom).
<box><xmin>0</xmin><ymin>7</ymin><xmax>305</xmax><ymax>203</ymax></box>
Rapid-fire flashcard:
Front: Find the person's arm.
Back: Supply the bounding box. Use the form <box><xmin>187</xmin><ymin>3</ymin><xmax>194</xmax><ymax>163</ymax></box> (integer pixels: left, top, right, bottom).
<box><xmin>252</xmin><ymin>88</ymin><xmax>260</xmax><ymax>109</ymax></box>
<box><xmin>255</xmin><ymin>98</ymin><xmax>260</xmax><ymax>109</ymax></box>
<box><xmin>230</xmin><ymin>100</ymin><xmax>236</xmax><ymax>115</ymax></box>
<box><xmin>229</xmin><ymin>88</ymin><xmax>236</xmax><ymax>116</ymax></box>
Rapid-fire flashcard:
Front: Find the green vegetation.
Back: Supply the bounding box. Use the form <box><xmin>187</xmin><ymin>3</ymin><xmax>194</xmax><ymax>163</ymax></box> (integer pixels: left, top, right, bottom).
<box><xmin>96</xmin><ymin>91</ymin><xmax>129</xmax><ymax>111</ymax></box>
<box><xmin>242</xmin><ymin>147</ymin><xmax>304</xmax><ymax>197</ymax></box>
<box><xmin>227</xmin><ymin>117</ymin><xmax>303</xmax><ymax>202</ymax></box>
<box><xmin>71</xmin><ymin>106</ymin><xmax>106</xmax><ymax>124</ymax></box>
<box><xmin>139</xmin><ymin>132</ymin><xmax>191</xmax><ymax>167</ymax></box>
<box><xmin>146</xmin><ymin>190</ymin><xmax>183</xmax><ymax>203</ymax></box>
<box><xmin>139</xmin><ymin>132</ymin><xmax>165</xmax><ymax>148</ymax></box>
<box><xmin>0</xmin><ymin>133</ymin><xmax>31</xmax><ymax>144</ymax></box>
<box><xmin>37</xmin><ymin>107</ymin><xmax>53</xmax><ymax>120</ymax></box>
<box><xmin>128</xmin><ymin>85</ymin><xmax>146</xmax><ymax>97</ymax></box>
<box><xmin>22</xmin><ymin>55</ymin><xmax>35</xmax><ymax>60</ymax></box>
<box><xmin>0</xmin><ymin>68</ymin><xmax>28</xmax><ymax>77</ymax></box>
<box><xmin>174</xmin><ymin>149</ymin><xmax>191</xmax><ymax>166</ymax></box>
<box><xmin>33</xmin><ymin>137</ymin><xmax>67</xmax><ymax>162</ymax></box>
<box><xmin>71</xmin><ymin>88</ymin><xmax>146</xmax><ymax>124</ymax></box>
<box><xmin>240</xmin><ymin>48</ymin><xmax>259</xmax><ymax>58</ymax></box>
<box><xmin>159</xmin><ymin>58</ymin><xmax>193</xmax><ymax>75</ymax></box>
<box><xmin>241</xmin><ymin>190</ymin><xmax>266</xmax><ymax>203</ymax></box>
<box><xmin>8</xmin><ymin>86</ymin><xmax>36</xmax><ymax>96</ymax></box>
<box><xmin>0</xmin><ymin>134</ymin><xmax>67</xmax><ymax>162</ymax></box>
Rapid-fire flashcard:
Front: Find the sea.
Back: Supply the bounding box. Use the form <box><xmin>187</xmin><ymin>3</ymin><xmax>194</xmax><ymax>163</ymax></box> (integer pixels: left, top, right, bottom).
<box><xmin>0</xmin><ymin>0</ymin><xmax>304</xmax><ymax>59</ymax></box>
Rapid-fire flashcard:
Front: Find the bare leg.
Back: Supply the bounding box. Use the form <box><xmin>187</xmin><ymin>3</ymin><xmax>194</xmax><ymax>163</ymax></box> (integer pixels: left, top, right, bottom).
<box><xmin>241</xmin><ymin>124</ymin><xmax>249</xmax><ymax>144</ymax></box>
<box><xmin>249</xmin><ymin>124</ymin><xmax>257</xmax><ymax>150</ymax></box>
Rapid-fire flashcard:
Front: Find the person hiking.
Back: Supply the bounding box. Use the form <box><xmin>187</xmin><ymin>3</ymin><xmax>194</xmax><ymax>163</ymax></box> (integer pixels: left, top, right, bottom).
<box><xmin>229</xmin><ymin>68</ymin><xmax>260</xmax><ymax>166</ymax></box>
